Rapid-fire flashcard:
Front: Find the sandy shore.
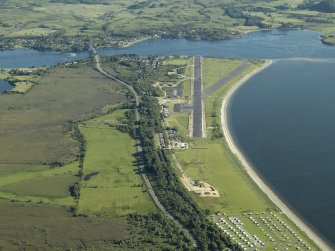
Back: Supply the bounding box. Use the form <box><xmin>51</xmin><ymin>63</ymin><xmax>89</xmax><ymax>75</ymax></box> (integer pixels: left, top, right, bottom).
<box><xmin>221</xmin><ymin>60</ymin><xmax>333</xmax><ymax>251</ymax></box>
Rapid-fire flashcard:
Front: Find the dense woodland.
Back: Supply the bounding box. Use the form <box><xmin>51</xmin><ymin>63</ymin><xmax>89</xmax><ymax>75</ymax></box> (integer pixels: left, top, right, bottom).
<box><xmin>299</xmin><ymin>0</ymin><xmax>335</xmax><ymax>12</ymax></box>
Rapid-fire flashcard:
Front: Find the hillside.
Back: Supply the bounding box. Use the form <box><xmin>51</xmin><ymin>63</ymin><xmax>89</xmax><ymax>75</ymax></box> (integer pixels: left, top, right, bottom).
<box><xmin>0</xmin><ymin>0</ymin><xmax>335</xmax><ymax>50</ymax></box>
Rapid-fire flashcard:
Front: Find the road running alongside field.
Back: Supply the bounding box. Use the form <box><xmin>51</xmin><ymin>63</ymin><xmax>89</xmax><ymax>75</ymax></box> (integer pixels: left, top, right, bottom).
<box><xmin>221</xmin><ymin>59</ymin><xmax>332</xmax><ymax>251</ymax></box>
<box><xmin>94</xmin><ymin>54</ymin><xmax>197</xmax><ymax>248</ymax></box>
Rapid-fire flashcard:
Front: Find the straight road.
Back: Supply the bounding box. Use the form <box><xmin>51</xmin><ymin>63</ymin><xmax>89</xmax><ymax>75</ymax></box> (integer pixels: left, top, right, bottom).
<box><xmin>94</xmin><ymin>54</ymin><xmax>197</xmax><ymax>248</ymax></box>
<box><xmin>193</xmin><ymin>56</ymin><xmax>204</xmax><ymax>138</ymax></box>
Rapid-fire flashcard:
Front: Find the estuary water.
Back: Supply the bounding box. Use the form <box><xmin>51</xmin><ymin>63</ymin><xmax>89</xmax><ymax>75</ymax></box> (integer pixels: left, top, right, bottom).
<box><xmin>0</xmin><ymin>29</ymin><xmax>335</xmax><ymax>246</ymax></box>
<box><xmin>0</xmin><ymin>49</ymin><xmax>88</xmax><ymax>68</ymax></box>
<box><xmin>1</xmin><ymin>29</ymin><xmax>335</xmax><ymax>68</ymax></box>
<box><xmin>228</xmin><ymin>60</ymin><xmax>335</xmax><ymax>247</ymax></box>
<box><xmin>0</xmin><ymin>80</ymin><xmax>13</xmax><ymax>93</ymax></box>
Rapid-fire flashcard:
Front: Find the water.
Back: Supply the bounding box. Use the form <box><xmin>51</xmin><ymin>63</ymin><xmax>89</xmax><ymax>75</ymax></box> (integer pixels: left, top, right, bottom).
<box><xmin>0</xmin><ymin>28</ymin><xmax>335</xmax><ymax>246</ymax></box>
<box><xmin>1</xmin><ymin>30</ymin><xmax>335</xmax><ymax>68</ymax></box>
<box><xmin>228</xmin><ymin>60</ymin><xmax>335</xmax><ymax>247</ymax></box>
<box><xmin>0</xmin><ymin>80</ymin><xmax>13</xmax><ymax>93</ymax></box>
<box><xmin>0</xmin><ymin>49</ymin><xmax>88</xmax><ymax>68</ymax></box>
<box><xmin>98</xmin><ymin>29</ymin><xmax>335</xmax><ymax>59</ymax></box>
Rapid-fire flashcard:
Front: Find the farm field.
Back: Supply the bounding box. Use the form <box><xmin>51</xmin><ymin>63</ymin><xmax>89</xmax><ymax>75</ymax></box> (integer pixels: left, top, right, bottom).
<box><xmin>0</xmin><ymin>60</ymin><xmax>194</xmax><ymax>250</ymax></box>
<box><xmin>0</xmin><ymin>162</ymin><xmax>79</xmax><ymax>205</ymax></box>
<box><xmin>79</xmin><ymin>110</ymin><xmax>157</xmax><ymax>216</ymax></box>
<box><xmin>0</xmin><ymin>65</ymin><xmax>125</xmax><ymax>174</ymax></box>
<box><xmin>0</xmin><ymin>201</ymin><xmax>129</xmax><ymax>250</ymax></box>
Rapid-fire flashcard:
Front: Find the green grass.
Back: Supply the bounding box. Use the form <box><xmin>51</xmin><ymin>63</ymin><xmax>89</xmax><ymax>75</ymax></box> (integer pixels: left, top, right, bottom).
<box><xmin>175</xmin><ymin>139</ymin><xmax>274</xmax><ymax>214</ymax></box>
<box><xmin>0</xmin><ymin>65</ymin><xmax>125</xmax><ymax>173</ymax></box>
<box><xmin>0</xmin><ymin>201</ymin><xmax>129</xmax><ymax>250</ymax></box>
<box><xmin>202</xmin><ymin>58</ymin><xmax>263</xmax><ymax>130</ymax></box>
<box><xmin>0</xmin><ymin>162</ymin><xmax>79</xmax><ymax>205</ymax></box>
<box><xmin>1</xmin><ymin>175</ymin><xmax>78</xmax><ymax>198</ymax></box>
<box><xmin>165</xmin><ymin>112</ymin><xmax>189</xmax><ymax>137</ymax></box>
<box><xmin>204</xmin><ymin>63</ymin><xmax>261</xmax><ymax>126</ymax></box>
<box><xmin>10</xmin><ymin>81</ymin><xmax>34</xmax><ymax>93</ymax></box>
<box><xmin>79</xmin><ymin>110</ymin><xmax>156</xmax><ymax>216</ymax></box>
<box><xmin>202</xmin><ymin>58</ymin><xmax>244</xmax><ymax>90</ymax></box>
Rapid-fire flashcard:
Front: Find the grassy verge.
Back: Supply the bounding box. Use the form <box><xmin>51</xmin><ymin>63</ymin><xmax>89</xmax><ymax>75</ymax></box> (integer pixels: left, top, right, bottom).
<box><xmin>165</xmin><ymin>112</ymin><xmax>189</xmax><ymax>137</ymax></box>
<box><xmin>202</xmin><ymin>58</ymin><xmax>244</xmax><ymax>90</ymax></box>
<box><xmin>204</xmin><ymin>60</ymin><xmax>263</xmax><ymax>133</ymax></box>
<box><xmin>78</xmin><ymin>109</ymin><xmax>156</xmax><ymax>216</ymax></box>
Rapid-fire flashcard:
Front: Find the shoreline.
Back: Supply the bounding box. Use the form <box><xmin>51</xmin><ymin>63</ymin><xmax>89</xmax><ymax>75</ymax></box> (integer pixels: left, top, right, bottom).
<box><xmin>220</xmin><ymin>60</ymin><xmax>333</xmax><ymax>251</ymax></box>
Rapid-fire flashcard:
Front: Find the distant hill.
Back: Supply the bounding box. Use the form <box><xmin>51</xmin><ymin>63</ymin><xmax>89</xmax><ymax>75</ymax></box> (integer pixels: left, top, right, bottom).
<box><xmin>49</xmin><ymin>0</ymin><xmax>110</xmax><ymax>4</ymax></box>
<box><xmin>300</xmin><ymin>0</ymin><xmax>335</xmax><ymax>13</ymax></box>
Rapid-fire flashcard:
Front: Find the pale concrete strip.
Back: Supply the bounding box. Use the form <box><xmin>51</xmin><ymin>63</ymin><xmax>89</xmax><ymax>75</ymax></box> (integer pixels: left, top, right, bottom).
<box><xmin>193</xmin><ymin>56</ymin><xmax>204</xmax><ymax>138</ymax></box>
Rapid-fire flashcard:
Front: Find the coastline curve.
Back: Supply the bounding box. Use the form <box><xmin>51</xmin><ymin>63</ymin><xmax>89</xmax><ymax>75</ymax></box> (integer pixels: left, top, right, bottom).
<box><xmin>221</xmin><ymin>60</ymin><xmax>333</xmax><ymax>251</ymax></box>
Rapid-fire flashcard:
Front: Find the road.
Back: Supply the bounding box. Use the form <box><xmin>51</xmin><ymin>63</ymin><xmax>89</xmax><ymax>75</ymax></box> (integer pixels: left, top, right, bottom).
<box><xmin>94</xmin><ymin>54</ymin><xmax>197</xmax><ymax>248</ymax></box>
<box><xmin>193</xmin><ymin>56</ymin><xmax>204</xmax><ymax>138</ymax></box>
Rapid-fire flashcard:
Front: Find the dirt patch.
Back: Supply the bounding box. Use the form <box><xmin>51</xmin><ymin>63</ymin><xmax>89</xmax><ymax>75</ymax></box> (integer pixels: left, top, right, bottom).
<box><xmin>181</xmin><ymin>175</ymin><xmax>220</xmax><ymax>197</ymax></box>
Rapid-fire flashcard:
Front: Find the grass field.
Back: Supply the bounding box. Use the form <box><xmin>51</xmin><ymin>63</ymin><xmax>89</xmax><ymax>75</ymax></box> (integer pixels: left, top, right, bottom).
<box><xmin>0</xmin><ymin>65</ymin><xmax>125</xmax><ymax>174</ymax></box>
<box><xmin>79</xmin><ymin>110</ymin><xmax>156</xmax><ymax>216</ymax></box>
<box><xmin>175</xmin><ymin>130</ymin><xmax>319</xmax><ymax>250</ymax></box>
<box><xmin>202</xmin><ymin>58</ymin><xmax>244</xmax><ymax>90</ymax></box>
<box><xmin>0</xmin><ymin>162</ymin><xmax>78</xmax><ymax>205</ymax></box>
<box><xmin>10</xmin><ymin>81</ymin><xmax>34</xmax><ymax>93</ymax></box>
<box><xmin>175</xmin><ymin>139</ymin><xmax>274</xmax><ymax>214</ymax></box>
<box><xmin>0</xmin><ymin>201</ymin><xmax>129</xmax><ymax>250</ymax></box>
<box><xmin>202</xmin><ymin>58</ymin><xmax>263</xmax><ymax>131</ymax></box>
<box><xmin>0</xmin><ymin>63</ymin><xmax>129</xmax><ymax>207</ymax></box>
<box><xmin>165</xmin><ymin>112</ymin><xmax>189</xmax><ymax>137</ymax></box>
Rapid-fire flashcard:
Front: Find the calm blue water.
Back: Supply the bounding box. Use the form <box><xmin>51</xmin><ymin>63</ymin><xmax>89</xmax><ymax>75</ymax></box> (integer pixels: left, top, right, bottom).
<box><xmin>0</xmin><ymin>28</ymin><xmax>335</xmax><ymax>247</ymax></box>
<box><xmin>98</xmin><ymin>29</ymin><xmax>335</xmax><ymax>59</ymax></box>
<box><xmin>0</xmin><ymin>49</ymin><xmax>88</xmax><ymax>68</ymax></box>
<box><xmin>0</xmin><ymin>80</ymin><xmax>13</xmax><ymax>93</ymax></box>
<box><xmin>1</xmin><ymin>30</ymin><xmax>335</xmax><ymax>68</ymax></box>
<box><xmin>228</xmin><ymin>60</ymin><xmax>335</xmax><ymax>247</ymax></box>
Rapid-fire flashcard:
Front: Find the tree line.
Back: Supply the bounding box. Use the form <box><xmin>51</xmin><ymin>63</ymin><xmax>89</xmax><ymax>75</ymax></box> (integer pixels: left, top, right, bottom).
<box><xmin>134</xmin><ymin>96</ymin><xmax>241</xmax><ymax>251</ymax></box>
